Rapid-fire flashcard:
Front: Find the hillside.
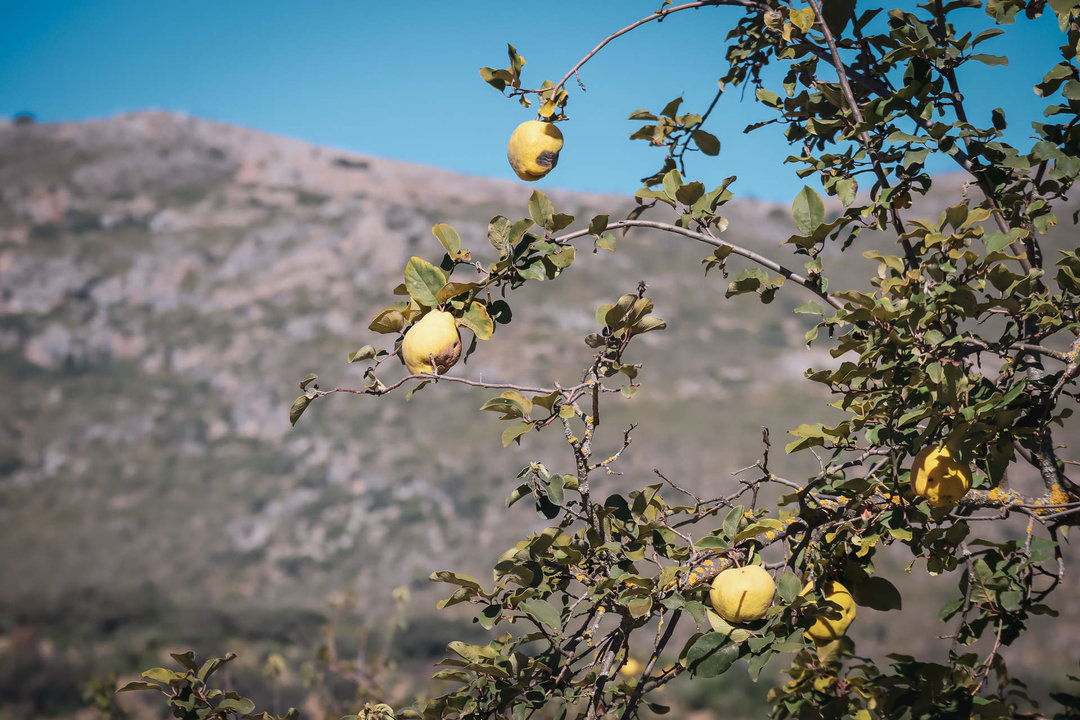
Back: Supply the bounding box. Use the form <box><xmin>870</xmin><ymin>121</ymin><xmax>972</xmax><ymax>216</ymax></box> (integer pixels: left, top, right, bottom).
<box><xmin>0</xmin><ymin>112</ymin><xmax>1076</xmax><ymax>717</ymax></box>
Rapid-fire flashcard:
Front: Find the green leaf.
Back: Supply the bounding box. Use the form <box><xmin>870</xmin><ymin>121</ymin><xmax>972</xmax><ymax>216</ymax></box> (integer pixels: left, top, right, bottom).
<box><xmin>792</xmin><ymin>186</ymin><xmax>825</xmax><ymax>235</ymax></box>
<box><xmin>502</xmin><ymin>422</ymin><xmax>532</xmax><ymax>447</ymax></box>
<box><xmin>755</xmin><ymin>88</ymin><xmax>782</xmax><ymax>107</ymax></box>
<box><xmin>676</xmin><ymin>181</ymin><xmax>706</xmax><ymax>206</ymax></box>
<box><xmin>430</xmin><ymin>570</ymin><xmax>484</xmax><ymax>591</ymax></box>
<box><xmin>170</xmin><ymin>651</ymin><xmax>198</xmax><ymax>672</ymax></box>
<box><xmin>547</xmin><ymin>473</ymin><xmax>566</xmax><ymax>505</ymax></box>
<box><xmin>438</xmin><ymin>281</ymin><xmax>480</xmax><ymax>303</ymax></box>
<box><xmin>289</xmin><ymin>395</ymin><xmax>311</xmax><ymax>427</ymax></box>
<box><xmin>983</xmin><ymin>230</ymin><xmax>1018</xmax><ymax>253</ymax></box>
<box><xmin>662</xmin><ymin>169</ymin><xmax>683</xmax><ymax>202</ymax></box>
<box><xmin>546</xmin><ymin>245</ymin><xmax>576</xmax><ymax>270</ymax></box>
<box><xmin>482</xmin><ymin>390</ymin><xmax>532</xmax><ymax>418</ymax></box>
<box><xmin>488</xmin><ymin>215</ymin><xmax>512</xmax><ymax>250</ymax></box>
<box><xmin>747</xmin><ymin>650</ymin><xmax>772</xmax><ymax>681</ymax></box>
<box><xmin>734</xmin><ymin>518</ymin><xmax>784</xmax><ymax>542</ymax></box>
<box><xmin>852</xmin><ymin>575</ymin><xmax>902</xmax><ymax>611</ymax></box>
<box><xmin>461</xmin><ymin>301</ymin><xmax>494</xmax><ymax>340</ymax></box>
<box><xmin>836</xmin><ymin>177</ymin><xmax>856</xmax><ymax>206</ymax></box>
<box><xmin>1061</xmin><ymin>79</ymin><xmax>1080</xmax><ymax>100</ymax></box>
<box><xmin>299</xmin><ymin>373</ymin><xmax>319</xmax><ymax>390</ymax></box>
<box><xmin>197</xmin><ymin>653</ymin><xmax>236</xmax><ymax>682</ymax></box>
<box><xmin>528</xmin><ymin>191</ymin><xmax>555</xmax><ymax>229</ymax></box>
<box><xmin>683</xmin><ymin>633</ymin><xmax>738</xmax><ymax>677</ymax></box>
<box><xmin>142</xmin><ymin>667</ymin><xmax>181</xmax><ymax>683</ymax></box>
<box><xmin>348</xmin><ymin>345</ymin><xmax>377</xmax><ymax>363</ymax></box>
<box><xmin>479</xmin><ymin>66</ymin><xmax>507</xmax><ymax>91</ymax></box>
<box><xmin>519</xmin><ymin>598</ymin><xmax>562</xmax><ymax>631</ymax></box>
<box><xmin>480</xmin><ymin>397</ymin><xmax>527</xmax><ymax>419</ymax></box>
<box><xmin>531</xmin><ymin>389</ymin><xmax>560</xmax><ymax>411</ymax></box>
<box><xmin>1000</xmin><ymin>589</ymin><xmax>1023</xmax><ymax>612</ymax></box>
<box><xmin>489</xmin><ymin>299</ymin><xmax>512</xmax><ymax>325</ymax></box>
<box><xmin>589</xmin><ymin>214</ymin><xmax>610</xmax><ymax>236</ymax></box>
<box><xmin>970</xmin><ymin>54</ymin><xmax>1008</xmax><ymax>66</ymax></box>
<box><xmin>506</xmin><ymin>482</ymin><xmax>531</xmax><ymax>508</ymax></box>
<box><xmin>705</xmin><ymin>610</ymin><xmax>752</xmax><ymax>643</ymax></box>
<box><xmin>660</xmin><ymin>97</ymin><xmax>683</xmax><ymax>118</ymax></box>
<box><xmin>627</xmin><ymin>596</ymin><xmax>654</xmax><ymax>619</ymax></box>
<box><xmin>404</xmin><ymin>256</ymin><xmax>448</xmax><ymax>307</ymax></box>
<box><xmin>692</xmin><ymin>129</ymin><xmax>721</xmax><ymax>155</ymax></box>
<box><xmin>631</xmin><ymin>316</ymin><xmax>667</xmax><ymax>334</ymax></box>
<box><xmin>508</xmin><ymin>218</ymin><xmax>533</xmax><ymax>247</ymax></box>
<box><xmin>821</xmin><ymin>0</ymin><xmax>856</xmax><ymax>34</ymax></box>
<box><xmin>217</xmin><ymin>697</ymin><xmax>257</xmax><ymax>714</ymax></box>
<box><xmin>432</xmin><ymin>223</ymin><xmax>462</xmax><ymax>258</ymax></box>
<box><xmin>794</xmin><ymin>301</ymin><xmax>824</xmax><ymax>316</ymax></box>
<box><xmin>507</xmin><ymin>43</ymin><xmax>525</xmax><ymax>75</ymax></box>
<box><xmin>369</xmin><ymin>304</ymin><xmax>407</xmax><ymax>334</ymax></box>
<box><xmin>549</xmin><ymin>213</ymin><xmax>575</xmax><ymax>231</ymax></box>
<box><xmin>722</xmin><ymin>505</ymin><xmax>744</xmax><ymax>540</ymax></box>
<box><xmin>777</xmin><ymin>571</ymin><xmax>801</xmax><ymax>602</ymax></box>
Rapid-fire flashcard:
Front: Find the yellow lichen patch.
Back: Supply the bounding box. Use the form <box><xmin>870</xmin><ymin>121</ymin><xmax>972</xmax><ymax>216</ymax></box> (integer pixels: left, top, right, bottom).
<box><xmin>987</xmin><ymin>486</ymin><xmax>1023</xmax><ymax>504</ymax></box>
<box><xmin>677</xmin><ymin>557</ymin><xmax>730</xmax><ymax>589</ymax></box>
<box><xmin>1049</xmin><ymin>484</ymin><xmax>1070</xmax><ymax>506</ymax></box>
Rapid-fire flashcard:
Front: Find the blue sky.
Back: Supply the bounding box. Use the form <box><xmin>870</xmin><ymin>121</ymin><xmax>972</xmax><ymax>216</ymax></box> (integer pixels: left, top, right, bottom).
<box><xmin>0</xmin><ymin>1</ymin><xmax>1066</xmax><ymax>202</ymax></box>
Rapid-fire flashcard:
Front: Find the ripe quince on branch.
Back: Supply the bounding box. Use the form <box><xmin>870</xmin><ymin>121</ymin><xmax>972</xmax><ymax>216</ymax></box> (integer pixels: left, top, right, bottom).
<box><xmin>507</xmin><ymin>120</ymin><xmax>563</xmax><ymax>181</ymax></box>
<box><xmin>709</xmin><ymin>565</ymin><xmax>775</xmax><ymax>623</ymax></box>
<box><xmin>401</xmin><ymin>309</ymin><xmax>461</xmax><ymax>375</ymax></box>
<box><xmin>910</xmin><ymin>444</ymin><xmax>972</xmax><ymax>508</ymax></box>
<box><xmin>804</xmin><ymin>581</ymin><xmax>856</xmax><ymax>644</ymax></box>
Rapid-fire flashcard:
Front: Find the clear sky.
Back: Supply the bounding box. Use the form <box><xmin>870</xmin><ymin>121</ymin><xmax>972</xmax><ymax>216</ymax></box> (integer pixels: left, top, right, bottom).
<box><xmin>0</xmin><ymin>1</ymin><xmax>1066</xmax><ymax>203</ymax></box>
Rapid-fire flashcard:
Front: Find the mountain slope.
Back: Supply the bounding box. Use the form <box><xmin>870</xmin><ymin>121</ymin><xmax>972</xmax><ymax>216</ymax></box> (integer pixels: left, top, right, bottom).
<box><xmin>1</xmin><ymin>111</ymin><xmax>1076</xmax><ymax>716</ymax></box>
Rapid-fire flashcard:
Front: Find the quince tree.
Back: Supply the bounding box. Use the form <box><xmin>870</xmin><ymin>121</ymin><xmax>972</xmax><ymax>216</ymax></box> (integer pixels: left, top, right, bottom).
<box><xmin>136</xmin><ymin>1</ymin><xmax>1080</xmax><ymax>718</ymax></box>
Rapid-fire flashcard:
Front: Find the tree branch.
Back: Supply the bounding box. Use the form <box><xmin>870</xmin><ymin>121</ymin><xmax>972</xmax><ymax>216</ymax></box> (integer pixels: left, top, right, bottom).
<box><xmin>548</xmin><ymin>0</ymin><xmax>767</xmax><ymax>97</ymax></box>
<box><xmin>557</xmin><ymin>219</ymin><xmax>844</xmax><ymax>310</ymax></box>
<box><xmin>805</xmin><ymin>0</ymin><xmax>917</xmax><ymax>267</ymax></box>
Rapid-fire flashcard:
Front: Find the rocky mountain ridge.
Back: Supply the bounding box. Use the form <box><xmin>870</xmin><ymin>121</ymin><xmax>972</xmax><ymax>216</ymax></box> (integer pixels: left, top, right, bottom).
<box><xmin>2</xmin><ymin>111</ymin><xmax>1076</xmax><ymax>717</ymax></box>
<box><xmin>1</xmin><ymin>111</ymin><xmax>820</xmax><ymax>616</ymax></box>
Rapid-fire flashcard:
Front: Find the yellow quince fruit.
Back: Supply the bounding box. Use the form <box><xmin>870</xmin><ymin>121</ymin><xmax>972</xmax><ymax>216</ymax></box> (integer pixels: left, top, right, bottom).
<box><xmin>709</xmin><ymin>565</ymin><xmax>775</xmax><ymax>623</ymax></box>
<box><xmin>804</xmin><ymin>581</ymin><xmax>856</xmax><ymax>644</ymax></box>
<box><xmin>401</xmin><ymin>309</ymin><xmax>461</xmax><ymax>375</ymax></box>
<box><xmin>910</xmin><ymin>445</ymin><xmax>972</xmax><ymax>507</ymax></box>
<box><xmin>507</xmin><ymin>120</ymin><xmax>563</xmax><ymax>181</ymax></box>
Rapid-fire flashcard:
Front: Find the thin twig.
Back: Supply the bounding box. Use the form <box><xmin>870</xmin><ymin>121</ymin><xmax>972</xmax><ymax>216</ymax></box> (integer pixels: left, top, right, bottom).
<box><xmin>548</xmin><ymin>0</ymin><xmax>767</xmax><ymax>97</ymax></box>
<box><xmin>558</xmin><ymin>219</ymin><xmax>844</xmax><ymax>310</ymax></box>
